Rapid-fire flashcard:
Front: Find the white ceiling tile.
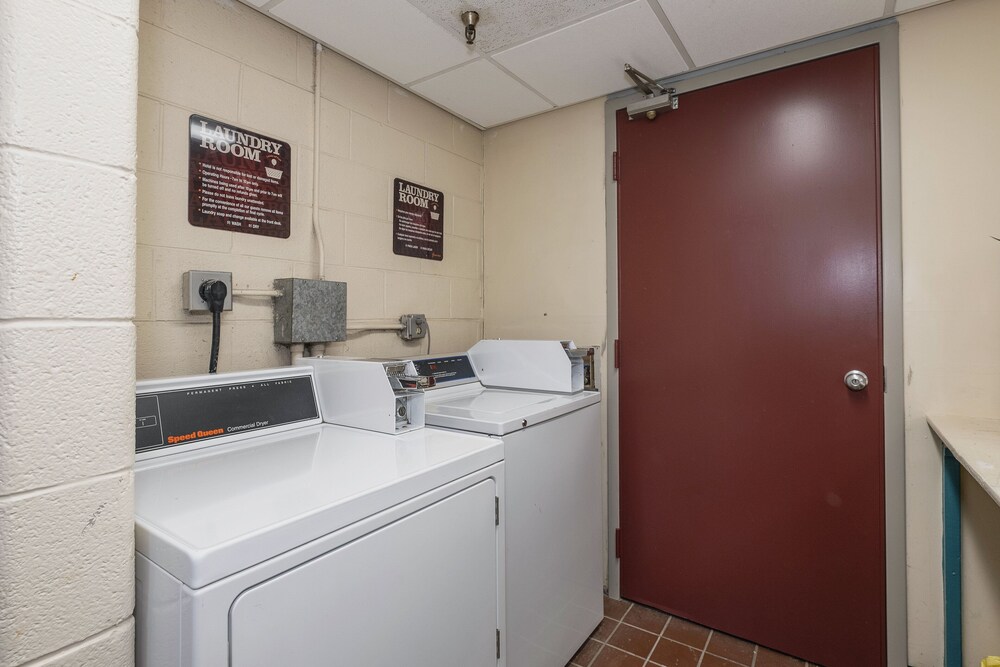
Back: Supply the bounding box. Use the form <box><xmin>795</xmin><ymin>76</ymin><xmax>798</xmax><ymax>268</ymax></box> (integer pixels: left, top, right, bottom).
<box><xmin>657</xmin><ymin>0</ymin><xmax>884</xmax><ymax>67</ymax></box>
<box><xmin>493</xmin><ymin>1</ymin><xmax>686</xmax><ymax>107</ymax></box>
<box><xmin>269</xmin><ymin>0</ymin><xmax>476</xmax><ymax>84</ymax></box>
<box><xmin>407</xmin><ymin>0</ymin><xmax>620</xmax><ymax>53</ymax></box>
<box><xmin>894</xmin><ymin>0</ymin><xmax>951</xmax><ymax>12</ymax></box>
<box><xmin>411</xmin><ymin>59</ymin><xmax>553</xmax><ymax>128</ymax></box>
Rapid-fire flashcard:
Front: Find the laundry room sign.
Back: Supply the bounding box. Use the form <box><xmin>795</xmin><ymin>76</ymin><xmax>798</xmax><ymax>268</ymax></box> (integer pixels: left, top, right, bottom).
<box><xmin>188</xmin><ymin>114</ymin><xmax>291</xmax><ymax>238</ymax></box>
<box><xmin>393</xmin><ymin>178</ymin><xmax>444</xmax><ymax>260</ymax></box>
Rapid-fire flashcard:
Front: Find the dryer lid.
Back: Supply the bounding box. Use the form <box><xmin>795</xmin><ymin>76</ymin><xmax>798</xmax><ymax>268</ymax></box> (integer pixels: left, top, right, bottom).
<box><xmin>134</xmin><ymin>423</ymin><xmax>501</xmax><ymax>588</ymax></box>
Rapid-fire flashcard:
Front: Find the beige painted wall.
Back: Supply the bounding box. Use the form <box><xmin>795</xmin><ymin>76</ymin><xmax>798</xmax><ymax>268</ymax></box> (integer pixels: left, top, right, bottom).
<box><xmin>899</xmin><ymin>0</ymin><xmax>1000</xmax><ymax>663</ymax></box>
<box><xmin>484</xmin><ymin>1</ymin><xmax>1000</xmax><ymax>664</ymax></box>
<box><xmin>483</xmin><ymin>98</ymin><xmax>607</xmax><ymax>347</ymax></box>
<box><xmin>136</xmin><ymin>0</ymin><xmax>484</xmax><ymax>379</ymax></box>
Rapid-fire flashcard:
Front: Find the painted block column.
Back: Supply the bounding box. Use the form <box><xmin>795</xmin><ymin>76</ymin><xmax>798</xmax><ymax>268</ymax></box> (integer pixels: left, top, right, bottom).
<box><xmin>0</xmin><ymin>1</ymin><xmax>138</xmax><ymax>665</ymax></box>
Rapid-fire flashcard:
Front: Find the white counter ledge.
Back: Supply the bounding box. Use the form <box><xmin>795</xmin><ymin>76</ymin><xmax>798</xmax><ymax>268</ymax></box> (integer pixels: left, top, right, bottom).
<box><xmin>927</xmin><ymin>414</ymin><xmax>1000</xmax><ymax>507</ymax></box>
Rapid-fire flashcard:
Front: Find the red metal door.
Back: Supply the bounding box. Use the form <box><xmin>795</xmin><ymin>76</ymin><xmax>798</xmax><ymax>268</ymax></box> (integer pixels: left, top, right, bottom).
<box><xmin>616</xmin><ymin>46</ymin><xmax>885</xmax><ymax>667</ymax></box>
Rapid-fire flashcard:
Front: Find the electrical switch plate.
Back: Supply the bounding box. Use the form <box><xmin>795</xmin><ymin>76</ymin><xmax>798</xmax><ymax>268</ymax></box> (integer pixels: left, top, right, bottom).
<box><xmin>183</xmin><ymin>271</ymin><xmax>233</xmax><ymax>312</ymax></box>
<box><xmin>399</xmin><ymin>314</ymin><xmax>427</xmax><ymax>341</ymax></box>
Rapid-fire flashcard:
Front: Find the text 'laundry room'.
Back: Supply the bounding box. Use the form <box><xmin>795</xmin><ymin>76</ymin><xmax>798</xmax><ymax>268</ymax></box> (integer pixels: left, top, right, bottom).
<box><xmin>2</xmin><ymin>1</ymin><xmax>1000</xmax><ymax>666</ymax></box>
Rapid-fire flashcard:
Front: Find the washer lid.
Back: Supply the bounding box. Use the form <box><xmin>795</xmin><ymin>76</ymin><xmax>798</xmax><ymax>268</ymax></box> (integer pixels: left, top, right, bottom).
<box><xmin>134</xmin><ymin>423</ymin><xmax>501</xmax><ymax>589</ymax></box>
<box><xmin>424</xmin><ymin>385</ymin><xmax>601</xmax><ymax>435</ymax></box>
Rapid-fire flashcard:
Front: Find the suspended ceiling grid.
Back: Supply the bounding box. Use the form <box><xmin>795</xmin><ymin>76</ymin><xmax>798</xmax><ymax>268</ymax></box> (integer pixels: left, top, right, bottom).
<box><xmin>244</xmin><ymin>0</ymin><xmax>949</xmax><ymax>128</ymax></box>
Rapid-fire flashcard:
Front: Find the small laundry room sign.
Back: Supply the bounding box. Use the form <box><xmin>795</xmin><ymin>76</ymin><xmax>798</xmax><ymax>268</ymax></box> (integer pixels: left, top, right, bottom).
<box><xmin>188</xmin><ymin>114</ymin><xmax>291</xmax><ymax>238</ymax></box>
<box><xmin>393</xmin><ymin>178</ymin><xmax>444</xmax><ymax>260</ymax></box>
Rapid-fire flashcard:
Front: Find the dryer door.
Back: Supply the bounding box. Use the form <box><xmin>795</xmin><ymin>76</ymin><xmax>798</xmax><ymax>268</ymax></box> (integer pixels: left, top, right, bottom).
<box><xmin>229</xmin><ymin>479</ymin><xmax>499</xmax><ymax>667</ymax></box>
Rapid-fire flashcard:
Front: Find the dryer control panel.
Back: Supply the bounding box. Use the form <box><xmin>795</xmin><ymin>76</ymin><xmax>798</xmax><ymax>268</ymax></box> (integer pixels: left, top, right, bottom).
<box><xmin>135</xmin><ymin>369</ymin><xmax>321</xmax><ymax>456</ymax></box>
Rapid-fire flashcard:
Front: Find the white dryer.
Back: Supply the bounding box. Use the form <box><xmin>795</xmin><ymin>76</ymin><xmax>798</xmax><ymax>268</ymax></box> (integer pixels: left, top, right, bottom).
<box><xmin>410</xmin><ymin>340</ymin><xmax>603</xmax><ymax>667</ymax></box>
<box><xmin>134</xmin><ymin>366</ymin><xmax>505</xmax><ymax>667</ymax></box>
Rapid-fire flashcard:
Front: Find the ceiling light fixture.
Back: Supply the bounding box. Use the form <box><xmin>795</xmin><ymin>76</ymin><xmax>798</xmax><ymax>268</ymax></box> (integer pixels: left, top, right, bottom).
<box><xmin>461</xmin><ymin>10</ymin><xmax>479</xmax><ymax>45</ymax></box>
<box><xmin>624</xmin><ymin>64</ymin><xmax>678</xmax><ymax>121</ymax></box>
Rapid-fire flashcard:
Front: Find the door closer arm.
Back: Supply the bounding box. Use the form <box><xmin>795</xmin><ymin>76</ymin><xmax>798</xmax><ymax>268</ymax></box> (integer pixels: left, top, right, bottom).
<box><xmin>624</xmin><ymin>64</ymin><xmax>678</xmax><ymax>120</ymax></box>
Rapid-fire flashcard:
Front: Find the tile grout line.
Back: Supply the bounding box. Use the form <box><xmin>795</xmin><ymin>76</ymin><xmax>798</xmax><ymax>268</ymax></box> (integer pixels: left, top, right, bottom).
<box><xmin>584</xmin><ymin>602</ymin><xmax>629</xmax><ymax>667</ymax></box>
<box><xmin>600</xmin><ymin>607</ymin><xmax>627</xmax><ymax>666</ymax></box>
<box><xmin>695</xmin><ymin>629</ymin><xmax>714</xmax><ymax>667</ymax></box>
<box><xmin>636</xmin><ymin>615</ymin><xmax>661</xmax><ymax>665</ymax></box>
<box><xmin>604</xmin><ymin>602</ymin><xmax>629</xmax><ymax>663</ymax></box>
<box><xmin>642</xmin><ymin>638</ymin><xmax>654</xmax><ymax>666</ymax></box>
<box><xmin>613</xmin><ymin>619</ymin><xmax>687</xmax><ymax>664</ymax></box>
<box><xmin>597</xmin><ymin>600</ymin><xmax>769</xmax><ymax>667</ymax></box>
<box><xmin>614</xmin><ymin>606</ymin><xmax>675</xmax><ymax>666</ymax></box>
<box><xmin>642</xmin><ymin>616</ymin><xmax>673</xmax><ymax>667</ymax></box>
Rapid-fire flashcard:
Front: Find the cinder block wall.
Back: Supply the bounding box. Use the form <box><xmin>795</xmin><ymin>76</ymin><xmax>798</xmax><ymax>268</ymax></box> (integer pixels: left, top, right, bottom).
<box><xmin>0</xmin><ymin>1</ymin><xmax>137</xmax><ymax>665</ymax></box>
<box><xmin>137</xmin><ymin>0</ymin><xmax>485</xmax><ymax>379</ymax></box>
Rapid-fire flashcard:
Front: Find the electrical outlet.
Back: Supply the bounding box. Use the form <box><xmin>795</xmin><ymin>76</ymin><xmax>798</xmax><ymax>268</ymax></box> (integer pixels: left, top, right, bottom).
<box><xmin>183</xmin><ymin>271</ymin><xmax>233</xmax><ymax>313</ymax></box>
<box><xmin>399</xmin><ymin>314</ymin><xmax>427</xmax><ymax>341</ymax></box>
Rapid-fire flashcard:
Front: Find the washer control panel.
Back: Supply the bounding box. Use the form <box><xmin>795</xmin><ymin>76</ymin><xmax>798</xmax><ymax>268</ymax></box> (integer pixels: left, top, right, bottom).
<box><xmin>410</xmin><ymin>354</ymin><xmax>478</xmax><ymax>388</ymax></box>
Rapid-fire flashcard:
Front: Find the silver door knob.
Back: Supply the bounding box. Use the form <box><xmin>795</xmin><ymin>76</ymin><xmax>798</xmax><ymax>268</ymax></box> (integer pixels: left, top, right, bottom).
<box><xmin>844</xmin><ymin>370</ymin><xmax>869</xmax><ymax>391</ymax></box>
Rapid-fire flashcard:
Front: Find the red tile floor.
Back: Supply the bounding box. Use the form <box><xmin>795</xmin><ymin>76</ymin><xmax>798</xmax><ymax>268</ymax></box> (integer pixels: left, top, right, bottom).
<box><xmin>566</xmin><ymin>596</ymin><xmax>822</xmax><ymax>667</ymax></box>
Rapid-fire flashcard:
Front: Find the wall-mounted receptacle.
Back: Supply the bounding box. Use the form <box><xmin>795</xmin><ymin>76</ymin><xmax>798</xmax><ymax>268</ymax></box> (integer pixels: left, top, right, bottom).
<box><xmin>183</xmin><ymin>271</ymin><xmax>233</xmax><ymax>313</ymax></box>
<box><xmin>399</xmin><ymin>314</ymin><xmax>427</xmax><ymax>341</ymax></box>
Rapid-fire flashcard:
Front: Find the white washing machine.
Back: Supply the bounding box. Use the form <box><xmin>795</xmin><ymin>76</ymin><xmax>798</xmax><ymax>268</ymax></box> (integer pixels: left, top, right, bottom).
<box><xmin>134</xmin><ymin>366</ymin><xmax>506</xmax><ymax>667</ymax></box>
<box><xmin>409</xmin><ymin>340</ymin><xmax>603</xmax><ymax>667</ymax></box>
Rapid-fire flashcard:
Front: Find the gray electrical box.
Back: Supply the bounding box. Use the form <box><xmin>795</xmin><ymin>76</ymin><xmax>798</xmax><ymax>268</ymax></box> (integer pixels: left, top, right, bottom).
<box><xmin>272</xmin><ymin>278</ymin><xmax>347</xmax><ymax>344</ymax></box>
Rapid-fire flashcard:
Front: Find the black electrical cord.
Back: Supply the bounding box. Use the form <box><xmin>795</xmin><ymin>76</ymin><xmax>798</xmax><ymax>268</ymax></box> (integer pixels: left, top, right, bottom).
<box><xmin>199</xmin><ymin>280</ymin><xmax>228</xmax><ymax>374</ymax></box>
<box><xmin>208</xmin><ymin>309</ymin><xmax>221</xmax><ymax>374</ymax></box>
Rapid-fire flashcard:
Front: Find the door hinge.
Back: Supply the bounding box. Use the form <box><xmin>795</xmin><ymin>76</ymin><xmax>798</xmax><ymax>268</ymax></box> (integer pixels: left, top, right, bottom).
<box><xmin>614</xmin><ymin>339</ymin><xmax>620</xmax><ymax>369</ymax></box>
<box><xmin>883</xmin><ymin>365</ymin><xmax>887</xmax><ymax>393</ymax></box>
<box><xmin>495</xmin><ymin>496</ymin><xmax>500</xmax><ymax>526</ymax></box>
<box><xmin>615</xmin><ymin>528</ymin><xmax>622</xmax><ymax>558</ymax></box>
<box><xmin>496</xmin><ymin>629</ymin><xmax>501</xmax><ymax>659</ymax></box>
<box><xmin>612</xmin><ymin>151</ymin><xmax>619</xmax><ymax>181</ymax></box>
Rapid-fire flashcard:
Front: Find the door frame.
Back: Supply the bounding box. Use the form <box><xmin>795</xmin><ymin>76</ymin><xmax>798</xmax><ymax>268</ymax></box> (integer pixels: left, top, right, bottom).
<box><xmin>604</xmin><ymin>21</ymin><xmax>905</xmax><ymax>666</ymax></box>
